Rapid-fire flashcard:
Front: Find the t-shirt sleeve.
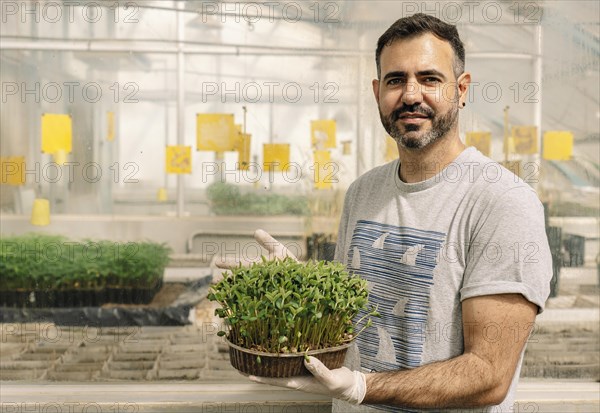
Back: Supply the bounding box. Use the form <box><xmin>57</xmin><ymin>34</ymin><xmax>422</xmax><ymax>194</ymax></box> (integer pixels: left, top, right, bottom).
<box><xmin>460</xmin><ymin>185</ymin><xmax>553</xmax><ymax>313</ymax></box>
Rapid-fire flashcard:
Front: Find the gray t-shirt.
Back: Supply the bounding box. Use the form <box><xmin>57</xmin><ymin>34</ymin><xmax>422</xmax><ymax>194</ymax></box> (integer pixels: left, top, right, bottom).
<box><xmin>333</xmin><ymin>147</ymin><xmax>552</xmax><ymax>413</ymax></box>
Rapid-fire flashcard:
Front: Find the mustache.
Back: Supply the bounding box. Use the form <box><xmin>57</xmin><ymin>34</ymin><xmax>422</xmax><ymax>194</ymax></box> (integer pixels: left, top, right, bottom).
<box><xmin>391</xmin><ymin>105</ymin><xmax>434</xmax><ymax>121</ymax></box>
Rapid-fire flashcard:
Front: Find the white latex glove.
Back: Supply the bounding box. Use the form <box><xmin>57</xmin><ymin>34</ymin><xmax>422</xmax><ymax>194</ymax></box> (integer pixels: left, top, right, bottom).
<box><xmin>248</xmin><ymin>356</ymin><xmax>367</xmax><ymax>405</ymax></box>
<box><xmin>211</xmin><ymin>229</ymin><xmax>299</xmax><ymax>283</ymax></box>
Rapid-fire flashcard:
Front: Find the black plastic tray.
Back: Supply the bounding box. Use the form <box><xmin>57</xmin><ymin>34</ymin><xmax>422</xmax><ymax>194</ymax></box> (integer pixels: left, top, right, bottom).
<box><xmin>0</xmin><ymin>284</ymin><xmax>162</xmax><ymax>308</ymax></box>
<box><xmin>0</xmin><ymin>276</ymin><xmax>211</xmax><ymax>326</ymax></box>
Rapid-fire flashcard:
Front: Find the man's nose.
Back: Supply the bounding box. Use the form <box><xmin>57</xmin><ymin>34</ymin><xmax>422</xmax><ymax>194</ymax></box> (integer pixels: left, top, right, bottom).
<box><xmin>401</xmin><ymin>82</ymin><xmax>423</xmax><ymax>106</ymax></box>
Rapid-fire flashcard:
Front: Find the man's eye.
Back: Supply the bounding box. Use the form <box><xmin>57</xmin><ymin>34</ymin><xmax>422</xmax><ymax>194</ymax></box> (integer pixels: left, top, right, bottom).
<box><xmin>423</xmin><ymin>77</ymin><xmax>441</xmax><ymax>83</ymax></box>
<box><xmin>387</xmin><ymin>78</ymin><xmax>404</xmax><ymax>86</ymax></box>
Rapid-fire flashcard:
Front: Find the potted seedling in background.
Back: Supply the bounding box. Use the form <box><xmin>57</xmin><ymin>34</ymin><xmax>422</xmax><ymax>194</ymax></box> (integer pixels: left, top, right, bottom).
<box><xmin>0</xmin><ymin>234</ymin><xmax>171</xmax><ymax>307</ymax></box>
<box><xmin>208</xmin><ymin>257</ymin><xmax>378</xmax><ymax>377</ymax></box>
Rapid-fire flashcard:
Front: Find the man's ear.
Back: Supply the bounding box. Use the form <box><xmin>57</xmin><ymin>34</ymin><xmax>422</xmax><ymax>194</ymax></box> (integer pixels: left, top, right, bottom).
<box><xmin>457</xmin><ymin>72</ymin><xmax>471</xmax><ymax>106</ymax></box>
<box><xmin>372</xmin><ymin>78</ymin><xmax>380</xmax><ymax>105</ymax></box>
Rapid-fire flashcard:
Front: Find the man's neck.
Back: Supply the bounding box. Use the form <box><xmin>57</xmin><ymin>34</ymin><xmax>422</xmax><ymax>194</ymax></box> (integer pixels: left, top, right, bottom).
<box><xmin>397</xmin><ymin>133</ymin><xmax>466</xmax><ymax>184</ymax></box>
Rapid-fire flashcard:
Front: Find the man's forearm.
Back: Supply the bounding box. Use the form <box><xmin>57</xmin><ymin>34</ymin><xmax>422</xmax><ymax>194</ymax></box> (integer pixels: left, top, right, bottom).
<box><xmin>363</xmin><ymin>352</ymin><xmax>505</xmax><ymax>409</ymax></box>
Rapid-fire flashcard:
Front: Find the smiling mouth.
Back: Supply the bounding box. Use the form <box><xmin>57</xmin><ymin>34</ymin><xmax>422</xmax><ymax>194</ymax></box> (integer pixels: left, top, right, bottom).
<box><xmin>398</xmin><ymin>112</ymin><xmax>429</xmax><ymax>120</ymax></box>
<box><xmin>398</xmin><ymin>114</ymin><xmax>429</xmax><ymax>123</ymax></box>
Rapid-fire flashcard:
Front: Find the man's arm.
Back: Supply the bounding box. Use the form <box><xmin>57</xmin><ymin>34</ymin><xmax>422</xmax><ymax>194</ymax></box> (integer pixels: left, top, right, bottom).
<box><xmin>364</xmin><ymin>293</ymin><xmax>537</xmax><ymax>408</ymax></box>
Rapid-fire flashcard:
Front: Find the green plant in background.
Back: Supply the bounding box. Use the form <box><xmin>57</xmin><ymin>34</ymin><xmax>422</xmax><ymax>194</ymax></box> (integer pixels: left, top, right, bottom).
<box><xmin>0</xmin><ymin>234</ymin><xmax>171</xmax><ymax>291</ymax></box>
<box><xmin>206</xmin><ymin>182</ymin><xmax>310</xmax><ymax>216</ymax></box>
<box><xmin>205</xmin><ymin>181</ymin><xmax>242</xmax><ymax>214</ymax></box>
<box><xmin>208</xmin><ymin>257</ymin><xmax>379</xmax><ymax>353</ymax></box>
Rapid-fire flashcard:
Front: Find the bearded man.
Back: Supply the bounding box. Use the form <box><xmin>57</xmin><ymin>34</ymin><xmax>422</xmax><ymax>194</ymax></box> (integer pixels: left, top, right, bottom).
<box><xmin>232</xmin><ymin>13</ymin><xmax>552</xmax><ymax>413</ymax></box>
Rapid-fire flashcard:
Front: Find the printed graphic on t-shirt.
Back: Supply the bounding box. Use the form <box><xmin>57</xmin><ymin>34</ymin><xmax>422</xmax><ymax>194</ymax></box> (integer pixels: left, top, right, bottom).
<box><xmin>348</xmin><ymin>220</ymin><xmax>446</xmax><ymax>372</ymax></box>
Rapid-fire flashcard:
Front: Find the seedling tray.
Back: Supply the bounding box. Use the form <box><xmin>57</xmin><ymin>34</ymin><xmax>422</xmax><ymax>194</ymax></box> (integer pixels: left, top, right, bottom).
<box><xmin>227</xmin><ymin>339</ymin><xmax>351</xmax><ymax>377</ymax></box>
<box><xmin>0</xmin><ymin>277</ymin><xmax>211</xmax><ymax>326</ymax></box>
<box><xmin>0</xmin><ymin>282</ymin><xmax>162</xmax><ymax>308</ymax></box>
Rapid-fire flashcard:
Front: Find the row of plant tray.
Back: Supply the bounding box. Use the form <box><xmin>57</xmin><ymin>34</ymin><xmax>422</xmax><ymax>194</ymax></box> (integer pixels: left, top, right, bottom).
<box><xmin>0</xmin><ymin>283</ymin><xmax>162</xmax><ymax>308</ymax></box>
<box><xmin>0</xmin><ymin>277</ymin><xmax>212</xmax><ymax>326</ymax></box>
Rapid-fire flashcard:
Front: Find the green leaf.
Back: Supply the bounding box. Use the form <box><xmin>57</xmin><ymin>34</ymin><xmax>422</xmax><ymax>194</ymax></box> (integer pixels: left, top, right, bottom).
<box><xmin>207</xmin><ymin>257</ymin><xmax>374</xmax><ymax>353</ymax></box>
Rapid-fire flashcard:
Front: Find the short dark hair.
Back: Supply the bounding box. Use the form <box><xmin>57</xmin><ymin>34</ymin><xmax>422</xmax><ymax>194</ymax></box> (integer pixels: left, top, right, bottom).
<box><xmin>375</xmin><ymin>13</ymin><xmax>465</xmax><ymax>79</ymax></box>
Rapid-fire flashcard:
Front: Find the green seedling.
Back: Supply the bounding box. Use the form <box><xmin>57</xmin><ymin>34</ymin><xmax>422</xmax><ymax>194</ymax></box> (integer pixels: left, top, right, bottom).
<box><xmin>0</xmin><ymin>234</ymin><xmax>171</xmax><ymax>291</ymax></box>
<box><xmin>206</xmin><ymin>182</ymin><xmax>309</xmax><ymax>216</ymax></box>
<box><xmin>304</xmin><ymin>347</ymin><xmax>310</xmax><ymax>363</ymax></box>
<box><xmin>208</xmin><ymin>257</ymin><xmax>378</xmax><ymax>354</ymax></box>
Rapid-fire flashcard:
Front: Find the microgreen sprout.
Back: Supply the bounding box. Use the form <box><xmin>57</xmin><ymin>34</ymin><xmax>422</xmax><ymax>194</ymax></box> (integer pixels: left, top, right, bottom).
<box><xmin>0</xmin><ymin>234</ymin><xmax>170</xmax><ymax>291</ymax></box>
<box><xmin>208</xmin><ymin>257</ymin><xmax>378</xmax><ymax>354</ymax></box>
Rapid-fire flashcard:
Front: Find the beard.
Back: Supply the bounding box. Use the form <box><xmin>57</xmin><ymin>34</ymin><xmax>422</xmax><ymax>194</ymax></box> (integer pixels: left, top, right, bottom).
<box><xmin>380</xmin><ymin>101</ymin><xmax>459</xmax><ymax>150</ymax></box>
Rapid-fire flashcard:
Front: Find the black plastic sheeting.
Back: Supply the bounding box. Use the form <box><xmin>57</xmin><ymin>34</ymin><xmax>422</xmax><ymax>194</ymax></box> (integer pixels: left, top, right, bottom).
<box><xmin>0</xmin><ymin>276</ymin><xmax>212</xmax><ymax>326</ymax></box>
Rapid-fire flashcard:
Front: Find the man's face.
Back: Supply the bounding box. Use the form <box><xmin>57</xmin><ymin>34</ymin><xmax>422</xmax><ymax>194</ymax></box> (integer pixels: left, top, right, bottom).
<box><xmin>373</xmin><ymin>33</ymin><xmax>465</xmax><ymax>150</ymax></box>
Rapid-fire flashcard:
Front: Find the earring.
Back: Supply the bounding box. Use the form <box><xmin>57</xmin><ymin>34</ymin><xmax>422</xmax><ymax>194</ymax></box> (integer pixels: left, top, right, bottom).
<box><xmin>462</xmin><ymin>102</ymin><xmax>466</xmax><ymax>107</ymax></box>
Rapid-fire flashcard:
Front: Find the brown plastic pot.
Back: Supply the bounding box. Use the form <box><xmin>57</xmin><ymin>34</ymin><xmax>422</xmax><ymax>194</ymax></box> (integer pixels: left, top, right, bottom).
<box><xmin>226</xmin><ymin>339</ymin><xmax>352</xmax><ymax>377</ymax></box>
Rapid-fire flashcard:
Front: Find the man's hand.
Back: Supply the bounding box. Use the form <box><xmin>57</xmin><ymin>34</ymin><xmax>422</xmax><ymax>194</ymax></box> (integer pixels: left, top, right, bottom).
<box><xmin>210</xmin><ymin>229</ymin><xmax>299</xmax><ymax>283</ymax></box>
<box><xmin>248</xmin><ymin>356</ymin><xmax>367</xmax><ymax>405</ymax></box>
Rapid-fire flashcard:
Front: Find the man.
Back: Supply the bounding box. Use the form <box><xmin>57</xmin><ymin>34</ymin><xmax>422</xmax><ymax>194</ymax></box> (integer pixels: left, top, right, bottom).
<box><xmin>221</xmin><ymin>13</ymin><xmax>552</xmax><ymax>412</ymax></box>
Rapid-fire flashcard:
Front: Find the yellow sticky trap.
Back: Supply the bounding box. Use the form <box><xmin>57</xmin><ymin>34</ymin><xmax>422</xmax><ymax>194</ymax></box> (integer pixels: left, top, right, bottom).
<box><xmin>41</xmin><ymin>114</ymin><xmax>72</xmax><ymax>154</ymax></box>
<box><xmin>157</xmin><ymin>187</ymin><xmax>168</xmax><ymax>202</ymax></box>
<box><xmin>313</xmin><ymin>150</ymin><xmax>333</xmax><ymax>190</ymax></box>
<box><xmin>510</xmin><ymin>126</ymin><xmax>538</xmax><ymax>155</ymax></box>
<box><xmin>107</xmin><ymin>111</ymin><xmax>115</xmax><ymax>141</ymax></box>
<box><xmin>385</xmin><ymin>136</ymin><xmax>397</xmax><ymax>163</ymax></box>
<box><xmin>311</xmin><ymin>120</ymin><xmax>336</xmax><ymax>150</ymax></box>
<box><xmin>543</xmin><ymin>131</ymin><xmax>573</xmax><ymax>160</ymax></box>
<box><xmin>341</xmin><ymin>140</ymin><xmax>352</xmax><ymax>155</ymax></box>
<box><xmin>263</xmin><ymin>144</ymin><xmax>290</xmax><ymax>172</ymax></box>
<box><xmin>501</xmin><ymin>160</ymin><xmax>522</xmax><ymax>179</ymax></box>
<box><xmin>505</xmin><ymin>136</ymin><xmax>516</xmax><ymax>155</ymax></box>
<box><xmin>466</xmin><ymin>132</ymin><xmax>492</xmax><ymax>157</ymax></box>
<box><xmin>31</xmin><ymin>198</ymin><xmax>50</xmax><ymax>226</ymax></box>
<box><xmin>166</xmin><ymin>145</ymin><xmax>192</xmax><ymax>174</ymax></box>
<box><xmin>197</xmin><ymin>114</ymin><xmax>236</xmax><ymax>152</ymax></box>
<box><xmin>1</xmin><ymin>156</ymin><xmax>26</xmax><ymax>186</ymax></box>
<box><xmin>234</xmin><ymin>133</ymin><xmax>251</xmax><ymax>171</ymax></box>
